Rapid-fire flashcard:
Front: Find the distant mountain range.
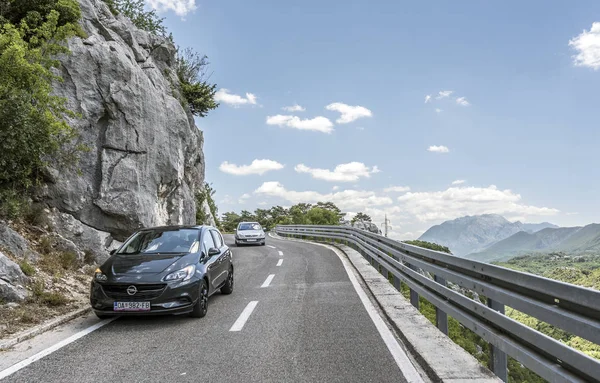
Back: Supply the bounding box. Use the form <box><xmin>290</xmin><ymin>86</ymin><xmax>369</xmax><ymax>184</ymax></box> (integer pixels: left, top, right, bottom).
<box><xmin>418</xmin><ymin>214</ymin><xmax>558</xmax><ymax>257</ymax></box>
<box><xmin>417</xmin><ymin>214</ymin><xmax>600</xmax><ymax>262</ymax></box>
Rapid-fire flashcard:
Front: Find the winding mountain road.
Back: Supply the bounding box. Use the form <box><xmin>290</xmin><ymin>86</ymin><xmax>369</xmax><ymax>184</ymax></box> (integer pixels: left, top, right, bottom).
<box><xmin>0</xmin><ymin>235</ymin><xmax>424</xmax><ymax>383</ymax></box>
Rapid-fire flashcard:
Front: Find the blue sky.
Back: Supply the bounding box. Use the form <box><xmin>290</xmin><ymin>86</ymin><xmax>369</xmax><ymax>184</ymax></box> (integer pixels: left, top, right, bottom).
<box><xmin>154</xmin><ymin>0</ymin><xmax>600</xmax><ymax>239</ymax></box>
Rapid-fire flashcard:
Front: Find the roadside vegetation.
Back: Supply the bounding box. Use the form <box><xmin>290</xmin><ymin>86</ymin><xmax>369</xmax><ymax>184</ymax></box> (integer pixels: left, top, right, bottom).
<box><xmin>0</xmin><ymin>0</ymin><xmax>85</xmax><ymax>219</ymax></box>
<box><xmin>219</xmin><ymin>202</ymin><xmax>345</xmax><ymax>233</ymax></box>
<box><xmin>195</xmin><ymin>182</ymin><xmax>219</xmax><ymax>226</ymax></box>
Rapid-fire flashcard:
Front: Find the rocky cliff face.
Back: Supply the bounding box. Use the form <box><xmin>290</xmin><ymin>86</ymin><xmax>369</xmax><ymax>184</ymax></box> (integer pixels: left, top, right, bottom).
<box><xmin>37</xmin><ymin>0</ymin><xmax>205</xmax><ymax>259</ymax></box>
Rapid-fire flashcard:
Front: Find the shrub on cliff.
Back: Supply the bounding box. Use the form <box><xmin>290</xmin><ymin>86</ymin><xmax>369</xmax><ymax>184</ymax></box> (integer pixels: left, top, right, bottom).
<box><xmin>0</xmin><ymin>0</ymin><xmax>84</xmax><ymax>218</ymax></box>
<box><xmin>175</xmin><ymin>47</ymin><xmax>219</xmax><ymax>117</ymax></box>
<box><xmin>102</xmin><ymin>0</ymin><xmax>166</xmax><ymax>35</ymax></box>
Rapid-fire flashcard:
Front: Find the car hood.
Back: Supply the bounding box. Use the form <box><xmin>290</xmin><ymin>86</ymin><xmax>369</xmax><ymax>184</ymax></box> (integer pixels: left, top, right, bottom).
<box><xmin>105</xmin><ymin>253</ymin><xmax>190</xmax><ymax>276</ymax></box>
<box><xmin>238</xmin><ymin>230</ymin><xmax>264</xmax><ymax>236</ymax></box>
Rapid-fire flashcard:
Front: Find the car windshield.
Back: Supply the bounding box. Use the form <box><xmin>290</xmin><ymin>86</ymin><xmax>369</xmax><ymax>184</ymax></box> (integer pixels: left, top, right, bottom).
<box><xmin>238</xmin><ymin>223</ymin><xmax>262</xmax><ymax>231</ymax></box>
<box><xmin>116</xmin><ymin>229</ymin><xmax>200</xmax><ymax>255</ymax></box>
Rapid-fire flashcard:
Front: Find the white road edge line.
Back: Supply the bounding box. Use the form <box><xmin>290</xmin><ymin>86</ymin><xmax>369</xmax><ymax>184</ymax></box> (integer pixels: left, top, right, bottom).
<box><xmin>0</xmin><ymin>317</ymin><xmax>116</xmax><ymax>380</ymax></box>
<box><xmin>267</xmin><ymin>245</ymin><xmax>276</xmax><ymax>249</ymax></box>
<box><xmin>261</xmin><ymin>274</ymin><xmax>275</xmax><ymax>288</ymax></box>
<box><xmin>229</xmin><ymin>301</ymin><xmax>259</xmax><ymax>332</ymax></box>
<box><xmin>278</xmin><ymin>250</ymin><xmax>283</xmax><ymax>256</ymax></box>
<box><xmin>276</xmin><ymin>259</ymin><xmax>283</xmax><ymax>266</ymax></box>
<box><xmin>276</xmin><ymin>236</ymin><xmax>425</xmax><ymax>383</ymax></box>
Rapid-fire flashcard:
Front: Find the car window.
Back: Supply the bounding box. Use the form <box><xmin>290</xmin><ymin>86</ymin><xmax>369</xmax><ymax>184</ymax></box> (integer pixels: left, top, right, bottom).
<box><xmin>117</xmin><ymin>229</ymin><xmax>200</xmax><ymax>255</ymax></box>
<box><xmin>238</xmin><ymin>223</ymin><xmax>262</xmax><ymax>231</ymax></box>
<box><xmin>210</xmin><ymin>230</ymin><xmax>223</xmax><ymax>248</ymax></box>
<box><xmin>202</xmin><ymin>230</ymin><xmax>216</xmax><ymax>254</ymax></box>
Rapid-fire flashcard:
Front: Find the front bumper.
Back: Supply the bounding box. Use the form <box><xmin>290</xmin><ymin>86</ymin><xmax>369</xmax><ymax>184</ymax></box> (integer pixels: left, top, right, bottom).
<box><xmin>235</xmin><ymin>237</ymin><xmax>265</xmax><ymax>244</ymax></box>
<box><xmin>90</xmin><ymin>279</ymin><xmax>200</xmax><ymax>316</ymax></box>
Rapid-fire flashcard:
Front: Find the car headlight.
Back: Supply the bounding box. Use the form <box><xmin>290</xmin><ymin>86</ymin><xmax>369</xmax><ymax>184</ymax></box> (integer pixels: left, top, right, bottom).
<box><xmin>164</xmin><ymin>265</ymin><xmax>196</xmax><ymax>282</ymax></box>
<box><xmin>94</xmin><ymin>268</ymin><xmax>107</xmax><ymax>282</ymax></box>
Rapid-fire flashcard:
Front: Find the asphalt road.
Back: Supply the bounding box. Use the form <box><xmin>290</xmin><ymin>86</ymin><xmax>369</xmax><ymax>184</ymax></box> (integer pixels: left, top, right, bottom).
<box><xmin>1</xmin><ymin>235</ymin><xmax>412</xmax><ymax>383</ymax></box>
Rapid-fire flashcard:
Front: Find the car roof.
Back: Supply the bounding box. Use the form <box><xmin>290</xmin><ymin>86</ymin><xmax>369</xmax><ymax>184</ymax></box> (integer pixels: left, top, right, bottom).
<box><xmin>138</xmin><ymin>225</ymin><xmax>212</xmax><ymax>232</ymax></box>
<box><xmin>238</xmin><ymin>221</ymin><xmax>260</xmax><ymax>224</ymax></box>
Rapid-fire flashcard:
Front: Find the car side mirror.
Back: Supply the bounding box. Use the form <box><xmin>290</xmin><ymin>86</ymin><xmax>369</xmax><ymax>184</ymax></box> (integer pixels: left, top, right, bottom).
<box><xmin>109</xmin><ymin>249</ymin><xmax>116</xmax><ymax>255</ymax></box>
<box><xmin>208</xmin><ymin>247</ymin><xmax>220</xmax><ymax>256</ymax></box>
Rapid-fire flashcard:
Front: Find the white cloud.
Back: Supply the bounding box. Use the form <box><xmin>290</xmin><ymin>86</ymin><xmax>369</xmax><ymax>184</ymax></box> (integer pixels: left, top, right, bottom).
<box><xmin>238</xmin><ymin>193</ymin><xmax>250</xmax><ymax>203</ymax></box>
<box><xmin>266</xmin><ymin>115</ymin><xmax>334</xmax><ymax>133</ymax></box>
<box><xmin>325</xmin><ymin>102</ymin><xmax>373</xmax><ymax>124</ymax></box>
<box><xmin>436</xmin><ymin>90</ymin><xmax>453</xmax><ymax>99</ymax></box>
<box><xmin>435</xmin><ymin>108</ymin><xmax>443</xmax><ymax>113</ymax></box>
<box><xmin>282</xmin><ymin>104</ymin><xmax>305</xmax><ymax>112</ymax></box>
<box><xmin>147</xmin><ymin>0</ymin><xmax>196</xmax><ymax>16</ymax></box>
<box><xmin>452</xmin><ymin>180</ymin><xmax>466</xmax><ymax>185</ymax></box>
<box><xmin>427</xmin><ymin>145</ymin><xmax>450</xmax><ymax>153</ymax></box>
<box><xmin>456</xmin><ymin>97</ymin><xmax>470</xmax><ymax>106</ymax></box>
<box><xmin>219</xmin><ymin>195</ymin><xmax>234</xmax><ymax>204</ymax></box>
<box><xmin>332</xmin><ymin>185</ymin><xmax>339</xmax><ymax>190</ymax></box>
<box><xmin>219</xmin><ymin>159</ymin><xmax>284</xmax><ymax>175</ymax></box>
<box><xmin>425</xmin><ymin>95</ymin><xmax>432</xmax><ymax>103</ymax></box>
<box><xmin>569</xmin><ymin>22</ymin><xmax>600</xmax><ymax>70</ymax></box>
<box><xmin>384</xmin><ymin>186</ymin><xmax>410</xmax><ymax>192</ymax></box>
<box><xmin>214</xmin><ymin>89</ymin><xmax>257</xmax><ymax>106</ymax></box>
<box><xmin>397</xmin><ymin>185</ymin><xmax>559</xmax><ymax>222</ymax></box>
<box><xmin>294</xmin><ymin>162</ymin><xmax>380</xmax><ymax>182</ymax></box>
<box><xmin>254</xmin><ymin>182</ymin><xmax>393</xmax><ymax>210</ymax></box>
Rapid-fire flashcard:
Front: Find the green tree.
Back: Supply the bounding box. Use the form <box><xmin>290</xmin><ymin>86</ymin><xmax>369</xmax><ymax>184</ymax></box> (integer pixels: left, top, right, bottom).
<box><xmin>403</xmin><ymin>240</ymin><xmax>452</xmax><ymax>254</ymax></box>
<box><xmin>221</xmin><ymin>212</ymin><xmax>241</xmax><ymax>233</ymax></box>
<box><xmin>315</xmin><ymin>201</ymin><xmax>345</xmax><ymax>222</ymax></box>
<box><xmin>351</xmin><ymin>212</ymin><xmax>372</xmax><ymax>224</ymax></box>
<box><xmin>305</xmin><ymin>207</ymin><xmax>339</xmax><ymax>225</ymax></box>
<box><xmin>0</xmin><ymin>0</ymin><xmax>84</xmax><ymax>217</ymax></box>
<box><xmin>288</xmin><ymin>203</ymin><xmax>312</xmax><ymax>224</ymax></box>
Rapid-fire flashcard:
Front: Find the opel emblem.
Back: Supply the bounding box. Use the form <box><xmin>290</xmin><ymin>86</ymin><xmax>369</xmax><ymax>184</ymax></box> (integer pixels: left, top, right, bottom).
<box><xmin>126</xmin><ymin>285</ymin><xmax>137</xmax><ymax>295</ymax></box>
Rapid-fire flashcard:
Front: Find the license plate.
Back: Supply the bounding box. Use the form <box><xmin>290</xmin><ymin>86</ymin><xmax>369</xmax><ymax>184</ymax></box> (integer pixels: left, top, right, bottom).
<box><xmin>246</xmin><ymin>239</ymin><xmax>256</xmax><ymax>242</ymax></box>
<box><xmin>114</xmin><ymin>301</ymin><xmax>150</xmax><ymax>311</ymax></box>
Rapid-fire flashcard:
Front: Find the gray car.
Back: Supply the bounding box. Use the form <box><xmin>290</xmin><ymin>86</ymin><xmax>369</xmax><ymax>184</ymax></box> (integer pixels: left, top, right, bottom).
<box><xmin>235</xmin><ymin>221</ymin><xmax>266</xmax><ymax>246</ymax></box>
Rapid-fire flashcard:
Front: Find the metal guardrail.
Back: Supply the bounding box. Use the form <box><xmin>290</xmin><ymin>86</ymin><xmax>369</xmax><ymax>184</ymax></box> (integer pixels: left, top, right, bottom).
<box><xmin>275</xmin><ymin>224</ymin><xmax>600</xmax><ymax>383</ymax></box>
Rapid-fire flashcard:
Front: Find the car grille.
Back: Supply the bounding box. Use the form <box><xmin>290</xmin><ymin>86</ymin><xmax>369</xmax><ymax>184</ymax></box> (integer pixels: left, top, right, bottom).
<box><xmin>245</xmin><ymin>234</ymin><xmax>259</xmax><ymax>237</ymax></box>
<box><xmin>101</xmin><ymin>283</ymin><xmax>167</xmax><ymax>300</ymax></box>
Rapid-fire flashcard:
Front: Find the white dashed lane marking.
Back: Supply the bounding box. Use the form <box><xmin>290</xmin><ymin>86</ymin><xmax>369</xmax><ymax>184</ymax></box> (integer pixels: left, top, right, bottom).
<box><xmin>261</xmin><ymin>274</ymin><xmax>275</xmax><ymax>288</ymax></box>
<box><xmin>277</xmin><ymin>259</ymin><xmax>283</xmax><ymax>266</ymax></box>
<box><xmin>229</xmin><ymin>301</ymin><xmax>259</xmax><ymax>332</ymax></box>
<box><xmin>278</xmin><ymin>250</ymin><xmax>283</xmax><ymax>256</ymax></box>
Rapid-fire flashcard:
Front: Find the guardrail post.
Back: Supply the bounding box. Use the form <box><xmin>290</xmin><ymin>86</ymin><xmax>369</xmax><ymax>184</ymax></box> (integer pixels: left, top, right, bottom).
<box><xmin>487</xmin><ymin>298</ymin><xmax>508</xmax><ymax>382</ymax></box>
<box><xmin>408</xmin><ymin>264</ymin><xmax>419</xmax><ymax>309</ymax></box>
<box><xmin>434</xmin><ymin>275</ymin><xmax>448</xmax><ymax>335</ymax></box>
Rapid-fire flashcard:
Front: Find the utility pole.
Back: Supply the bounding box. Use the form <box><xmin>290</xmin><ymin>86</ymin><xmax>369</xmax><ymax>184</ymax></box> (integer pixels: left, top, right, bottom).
<box><xmin>381</xmin><ymin>214</ymin><xmax>392</xmax><ymax>237</ymax></box>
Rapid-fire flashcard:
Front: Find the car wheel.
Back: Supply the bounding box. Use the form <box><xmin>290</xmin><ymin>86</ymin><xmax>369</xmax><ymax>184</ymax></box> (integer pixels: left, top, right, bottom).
<box><xmin>190</xmin><ymin>280</ymin><xmax>208</xmax><ymax>318</ymax></box>
<box><xmin>260</xmin><ymin>241</ymin><xmax>266</xmax><ymax>246</ymax></box>
<box><xmin>221</xmin><ymin>267</ymin><xmax>234</xmax><ymax>294</ymax></box>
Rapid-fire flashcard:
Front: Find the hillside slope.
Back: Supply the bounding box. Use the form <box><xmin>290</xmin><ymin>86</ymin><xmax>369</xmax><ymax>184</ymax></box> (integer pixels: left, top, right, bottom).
<box><xmin>466</xmin><ymin>224</ymin><xmax>600</xmax><ymax>262</ymax></box>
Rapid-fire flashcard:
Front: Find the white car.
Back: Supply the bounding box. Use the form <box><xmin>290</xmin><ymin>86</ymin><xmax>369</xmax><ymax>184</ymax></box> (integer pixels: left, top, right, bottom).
<box><xmin>235</xmin><ymin>222</ymin><xmax>266</xmax><ymax>246</ymax></box>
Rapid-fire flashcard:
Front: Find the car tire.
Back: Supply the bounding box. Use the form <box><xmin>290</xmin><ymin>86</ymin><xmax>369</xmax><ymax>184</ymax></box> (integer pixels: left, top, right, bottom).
<box><xmin>220</xmin><ymin>267</ymin><xmax>234</xmax><ymax>295</ymax></box>
<box><xmin>260</xmin><ymin>241</ymin><xmax>266</xmax><ymax>246</ymax></box>
<box><xmin>190</xmin><ymin>280</ymin><xmax>208</xmax><ymax>318</ymax></box>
